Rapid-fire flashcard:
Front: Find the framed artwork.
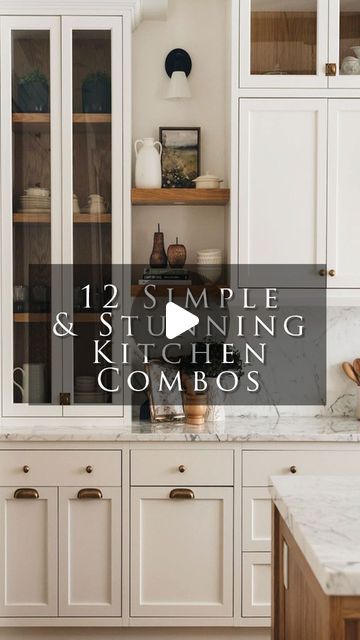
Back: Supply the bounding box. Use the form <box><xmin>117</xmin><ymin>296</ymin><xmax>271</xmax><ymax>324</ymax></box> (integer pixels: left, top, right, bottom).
<box><xmin>146</xmin><ymin>360</ymin><xmax>185</xmax><ymax>422</ymax></box>
<box><xmin>159</xmin><ymin>127</ymin><xmax>200</xmax><ymax>188</ymax></box>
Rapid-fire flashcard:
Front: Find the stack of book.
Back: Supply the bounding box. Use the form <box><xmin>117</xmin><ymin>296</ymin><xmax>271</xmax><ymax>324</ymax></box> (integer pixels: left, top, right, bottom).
<box><xmin>138</xmin><ymin>268</ymin><xmax>192</xmax><ymax>286</ymax></box>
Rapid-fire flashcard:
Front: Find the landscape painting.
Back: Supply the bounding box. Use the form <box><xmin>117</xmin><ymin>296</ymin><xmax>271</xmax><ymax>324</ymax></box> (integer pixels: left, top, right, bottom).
<box><xmin>159</xmin><ymin>127</ymin><xmax>200</xmax><ymax>188</ymax></box>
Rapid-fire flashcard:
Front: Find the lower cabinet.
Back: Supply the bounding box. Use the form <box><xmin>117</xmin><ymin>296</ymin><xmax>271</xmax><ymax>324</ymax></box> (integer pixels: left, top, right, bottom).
<box><xmin>130</xmin><ymin>486</ymin><xmax>233</xmax><ymax>617</ymax></box>
<box><xmin>59</xmin><ymin>487</ymin><xmax>122</xmax><ymax>617</ymax></box>
<box><xmin>242</xmin><ymin>552</ymin><xmax>271</xmax><ymax>618</ymax></box>
<box><xmin>0</xmin><ymin>486</ymin><xmax>57</xmax><ymax>617</ymax></box>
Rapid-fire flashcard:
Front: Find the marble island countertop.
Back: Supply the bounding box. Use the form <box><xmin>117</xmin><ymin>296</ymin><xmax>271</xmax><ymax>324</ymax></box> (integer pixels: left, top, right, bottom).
<box><xmin>271</xmin><ymin>476</ymin><xmax>360</xmax><ymax>596</ymax></box>
<box><xmin>2</xmin><ymin>415</ymin><xmax>360</xmax><ymax>441</ymax></box>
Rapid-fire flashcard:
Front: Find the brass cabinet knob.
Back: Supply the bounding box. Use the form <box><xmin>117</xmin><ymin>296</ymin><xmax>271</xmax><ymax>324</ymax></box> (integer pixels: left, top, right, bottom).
<box><xmin>23</xmin><ymin>465</ymin><xmax>30</xmax><ymax>473</ymax></box>
<box><xmin>325</xmin><ymin>62</ymin><xmax>337</xmax><ymax>76</ymax></box>
<box><xmin>85</xmin><ymin>465</ymin><xmax>93</xmax><ymax>474</ymax></box>
<box><xmin>318</xmin><ymin>269</ymin><xmax>326</xmax><ymax>277</ymax></box>
<box><xmin>329</xmin><ymin>269</ymin><xmax>336</xmax><ymax>277</ymax></box>
<box><xmin>178</xmin><ymin>465</ymin><xmax>186</xmax><ymax>473</ymax></box>
<box><xmin>289</xmin><ymin>465</ymin><xmax>297</xmax><ymax>474</ymax></box>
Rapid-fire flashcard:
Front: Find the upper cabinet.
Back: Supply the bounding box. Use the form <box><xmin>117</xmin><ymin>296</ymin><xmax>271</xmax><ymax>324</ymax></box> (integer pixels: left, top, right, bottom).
<box><xmin>0</xmin><ymin>14</ymin><xmax>130</xmax><ymax>421</ymax></box>
<box><xmin>239</xmin><ymin>0</ymin><xmax>360</xmax><ymax>88</ymax></box>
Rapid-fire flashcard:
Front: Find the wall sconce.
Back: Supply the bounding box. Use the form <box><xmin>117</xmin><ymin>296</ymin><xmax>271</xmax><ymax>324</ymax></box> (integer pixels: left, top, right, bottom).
<box><xmin>165</xmin><ymin>48</ymin><xmax>192</xmax><ymax>99</ymax></box>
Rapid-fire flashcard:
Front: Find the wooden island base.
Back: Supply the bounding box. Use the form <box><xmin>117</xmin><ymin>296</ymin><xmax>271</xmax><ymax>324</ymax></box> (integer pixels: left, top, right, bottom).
<box><xmin>272</xmin><ymin>504</ymin><xmax>360</xmax><ymax>640</ymax></box>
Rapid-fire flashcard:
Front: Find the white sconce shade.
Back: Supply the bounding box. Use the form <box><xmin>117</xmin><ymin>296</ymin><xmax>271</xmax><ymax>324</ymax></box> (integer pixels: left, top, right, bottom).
<box><xmin>166</xmin><ymin>70</ymin><xmax>191</xmax><ymax>99</ymax></box>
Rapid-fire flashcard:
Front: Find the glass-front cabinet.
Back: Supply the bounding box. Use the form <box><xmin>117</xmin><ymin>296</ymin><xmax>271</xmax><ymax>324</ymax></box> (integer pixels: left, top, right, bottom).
<box><xmin>239</xmin><ymin>0</ymin><xmax>360</xmax><ymax>88</ymax></box>
<box><xmin>239</xmin><ymin>0</ymin><xmax>329</xmax><ymax>87</ymax></box>
<box><xmin>0</xmin><ymin>16</ymin><xmax>128</xmax><ymax>420</ymax></box>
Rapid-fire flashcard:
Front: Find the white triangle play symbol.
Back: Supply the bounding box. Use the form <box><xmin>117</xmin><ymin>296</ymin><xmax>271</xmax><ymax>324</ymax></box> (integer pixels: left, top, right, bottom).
<box><xmin>166</xmin><ymin>302</ymin><xmax>199</xmax><ymax>340</ymax></box>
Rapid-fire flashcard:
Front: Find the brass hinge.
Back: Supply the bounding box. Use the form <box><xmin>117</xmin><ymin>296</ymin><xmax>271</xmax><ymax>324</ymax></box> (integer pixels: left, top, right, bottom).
<box><xmin>326</xmin><ymin>63</ymin><xmax>337</xmax><ymax>76</ymax></box>
<box><xmin>59</xmin><ymin>392</ymin><xmax>71</xmax><ymax>405</ymax></box>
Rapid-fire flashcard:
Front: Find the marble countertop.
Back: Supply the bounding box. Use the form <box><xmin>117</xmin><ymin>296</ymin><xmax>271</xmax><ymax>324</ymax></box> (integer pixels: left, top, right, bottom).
<box><xmin>271</xmin><ymin>476</ymin><xmax>360</xmax><ymax>596</ymax></box>
<box><xmin>2</xmin><ymin>416</ymin><xmax>360</xmax><ymax>441</ymax></box>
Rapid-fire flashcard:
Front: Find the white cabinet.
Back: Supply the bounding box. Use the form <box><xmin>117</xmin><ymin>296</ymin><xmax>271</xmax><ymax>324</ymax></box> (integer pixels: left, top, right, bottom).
<box><xmin>239</xmin><ymin>0</ymin><xmax>360</xmax><ymax>89</ymax></box>
<box><xmin>242</xmin><ymin>487</ymin><xmax>272</xmax><ymax>552</ymax></box>
<box><xmin>327</xmin><ymin>99</ymin><xmax>360</xmax><ymax>288</ymax></box>
<box><xmin>130</xmin><ymin>486</ymin><xmax>233</xmax><ymax>618</ymax></box>
<box><xmin>0</xmin><ymin>13</ymin><xmax>130</xmax><ymax>423</ymax></box>
<box><xmin>59</xmin><ymin>487</ymin><xmax>122</xmax><ymax>616</ymax></box>
<box><xmin>0</xmin><ymin>486</ymin><xmax>57</xmax><ymax>617</ymax></box>
<box><xmin>242</xmin><ymin>552</ymin><xmax>271</xmax><ymax>618</ymax></box>
<box><xmin>238</xmin><ymin>98</ymin><xmax>327</xmax><ymax>265</ymax></box>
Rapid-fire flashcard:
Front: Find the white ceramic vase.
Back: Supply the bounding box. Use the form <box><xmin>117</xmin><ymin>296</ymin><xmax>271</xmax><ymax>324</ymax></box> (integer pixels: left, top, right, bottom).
<box><xmin>205</xmin><ymin>377</ymin><xmax>226</xmax><ymax>423</ymax></box>
<box><xmin>134</xmin><ymin>137</ymin><xmax>162</xmax><ymax>188</ymax></box>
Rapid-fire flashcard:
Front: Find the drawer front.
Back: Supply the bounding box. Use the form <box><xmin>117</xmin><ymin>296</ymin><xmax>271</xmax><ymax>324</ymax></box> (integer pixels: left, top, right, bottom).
<box><xmin>243</xmin><ymin>487</ymin><xmax>272</xmax><ymax>552</ymax></box>
<box><xmin>0</xmin><ymin>451</ymin><xmax>122</xmax><ymax>486</ymax></box>
<box><xmin>243</xmin><ymin>450</ymin><xmax>360</xmax><ymax>486</ymax></box>
<box><xmin>131</xmin><ymin>450</ymin><xmax>233</xmax><ymax>486</ymax></box>
<box><xmin>242</xmin><ymin>552</ymin><xmax>271</xmax><ymax>618</ymax></box>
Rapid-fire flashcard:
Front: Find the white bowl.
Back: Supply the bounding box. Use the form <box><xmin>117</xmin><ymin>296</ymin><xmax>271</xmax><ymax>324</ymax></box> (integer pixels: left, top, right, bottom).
<box><xmin>341</xmin><ymin>56</ymin><xmax>360</xmax><ymax>74</ymax></box>
<box><xmin>193</xmin><ymin>173</ymin><xmax>223</xmax><ymax>189</ymax></box>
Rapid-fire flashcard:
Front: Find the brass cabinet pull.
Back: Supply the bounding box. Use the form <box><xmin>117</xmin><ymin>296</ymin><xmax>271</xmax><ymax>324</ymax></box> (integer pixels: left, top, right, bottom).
<box><xmin>85</xmin><ymin>465</ymin><xmax>93</xmax><ymax>474</ymax></box>
<box><xmin>169</xmin><ymin>488</ymin><xmax>195</xmax><ymax>500</ymax></box>
<box><xmin>318</xmin><ymin>269</ymin><xmax>326</xmax><ymax>277</ymax></box>
<box><xmin>14</xmin><ymin>487</ymin><xmax>39</xmax><ymax>499</ymax></box>
<box><xmin>329</xmin><ymin>269</ymin><xmax>336</xmax><ymax>277</ymax></box>
<box><xmin>289</xmin><ymin>465</ymin><xmax>297</xmax><ymax>474</ymax></box>
<box><xmin>178</xmin><ymin>465</ymin><xmax>186</xmax><ymax>473</ymax></box>
<box><xmin>23</xmin><ymin>465</ymin><xmax>30</xmax><ymax>473</ymax></box>
<box><xmin>77</xmin><ymin>488</ymin><xmax>103</xmax><ymax>500</ymax></box>
<box><xmin>326</xmin><ymin>62</ymin><xmax>337</xmax><ymax>76</ymax></box>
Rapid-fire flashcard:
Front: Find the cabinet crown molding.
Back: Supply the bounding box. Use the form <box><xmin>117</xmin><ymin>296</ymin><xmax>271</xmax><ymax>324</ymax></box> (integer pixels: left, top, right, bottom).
<box><xmin>0</xmin><ymin>0</ymin><xmax>168</xmax><ymax>28</ymax></box>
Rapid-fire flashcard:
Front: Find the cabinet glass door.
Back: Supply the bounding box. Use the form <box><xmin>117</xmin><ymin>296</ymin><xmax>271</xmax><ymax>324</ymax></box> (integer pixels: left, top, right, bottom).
<box><xmin>0</xmin><ymin>17</ymin><xmax>62</xmax><ymax>416</ymax></box>
<box><xmin>239</xmin><ymin>0</ymin><xmax>328</xmax><ymax>87</ymax></box>
<box><xmin>61</xmin><ymin>18</ymin><xmax>124</xmax><ymax>417</ymax></box>
<box><xmin>329</xmin><ymin>0</ymin><xmax>360</xmax><ymax>87</ymax></box>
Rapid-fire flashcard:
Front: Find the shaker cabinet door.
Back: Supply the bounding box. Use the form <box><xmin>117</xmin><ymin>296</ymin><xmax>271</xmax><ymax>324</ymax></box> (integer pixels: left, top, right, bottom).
<box><xmin>327</xmin><ymin>100</ymin><xmax>360</xmax><ymax>288</ymax></box>
<box><xmin>0</xmin><ymin>486</ymin><xmax>57</xmax><ymax>617</ymax></box>
<box><xmin>130</xmin><ymin>486</ymin><xmax>233</xmax><ymax>618</ymax></box>
<box><xmin>59</xmin><ymin>486</ymin><xmax>122</xmax><ymax>617</ymax></box>
<box><xmin>238</xmin><ymin>99</ymin><xmax>327</xmax><ymax>267</ymax></box>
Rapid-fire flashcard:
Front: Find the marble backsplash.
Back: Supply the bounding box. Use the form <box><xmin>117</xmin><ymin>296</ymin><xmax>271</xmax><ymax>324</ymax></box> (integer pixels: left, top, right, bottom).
<box><xmin>226</xmin><ymin>307</ymin><xmax>360</xmax><ymax>418</ymax></box>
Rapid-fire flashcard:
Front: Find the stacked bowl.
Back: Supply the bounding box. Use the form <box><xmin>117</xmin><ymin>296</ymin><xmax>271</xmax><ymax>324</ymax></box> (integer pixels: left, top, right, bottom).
<box><xmin>197</xmin><ymin>249</ymin><xmax>223</xmax><ymax>284</ymax></box>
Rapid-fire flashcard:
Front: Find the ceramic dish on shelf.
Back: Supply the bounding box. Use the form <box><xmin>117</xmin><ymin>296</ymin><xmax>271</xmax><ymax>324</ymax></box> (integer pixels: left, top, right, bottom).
<box><xmin>193</xmin><ymin>173</ymin><xmax>223</xmax><ymax>189</ymax></box>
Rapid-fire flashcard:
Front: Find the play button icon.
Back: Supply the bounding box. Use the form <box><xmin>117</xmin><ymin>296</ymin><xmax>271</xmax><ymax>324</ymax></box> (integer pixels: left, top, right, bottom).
<box><xmin>166</xmin><ymin>302</ymin><xmax>199</xmax><ymax>340</ymax></box>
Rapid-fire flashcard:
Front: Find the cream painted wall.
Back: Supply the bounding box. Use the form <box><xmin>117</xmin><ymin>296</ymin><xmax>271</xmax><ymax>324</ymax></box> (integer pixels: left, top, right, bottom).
<box><xmin>132</xmin><ymin>0</ymin><xmax>228</xmax><ymax>265</ymax></box>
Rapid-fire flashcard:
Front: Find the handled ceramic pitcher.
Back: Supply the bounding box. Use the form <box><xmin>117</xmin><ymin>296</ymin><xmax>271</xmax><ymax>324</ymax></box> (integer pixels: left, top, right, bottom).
<box><xmin>134</xmin><ymin>137</ymin><xmax>162</xmax><ymax>188</ymax></box>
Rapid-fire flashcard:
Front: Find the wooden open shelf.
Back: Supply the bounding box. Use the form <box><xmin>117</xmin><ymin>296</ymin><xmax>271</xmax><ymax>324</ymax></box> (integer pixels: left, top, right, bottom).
<box><xmin>131</xmin><ymin>188</ymin><xmax>230</xmax><ymax>206</ymax></box>
<box><xmin>13</xmin><ymin>213</ymin><xmax>111</xmax><ymax>224</ymax></box>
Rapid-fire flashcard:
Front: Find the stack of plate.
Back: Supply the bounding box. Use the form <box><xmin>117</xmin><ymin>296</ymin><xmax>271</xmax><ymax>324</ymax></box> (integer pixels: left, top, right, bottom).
<box><xmin>74</xmin><ymin>375</ymin><xmax>106</xmax><ymax>404</ymax></box>
<box><xmin>19</xmin><ymin>187</ymin><xmax>50</xmax><ymax>213</ymax></box>
<box><xmin>197</xmin><ymin>249</ymin><xmax>223</xmax><ymax>284</ymax></box>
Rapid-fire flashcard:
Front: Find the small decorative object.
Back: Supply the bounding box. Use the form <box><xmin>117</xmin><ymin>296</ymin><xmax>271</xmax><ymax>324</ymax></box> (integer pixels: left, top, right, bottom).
<box><xmin>351</xmin><ymin>46</ymin><xmax>360</xmax><ymax>59</ymax></box>
<box><xmin>183</xmin><ymin>393</ymin><xmax>207</xmax><ymax>427</ymax></box>
<box><xmin>341</xmin><ymin>56</ymin><xmax>360</xmax><ymax>75</ymax></box>
<box><xmin>73</xmin><ymin>194</ymin><xmax>80</xmax><ymax>214</ymax></box>
<box><xmin>167</xmin><ymin>237</ymin><xmax>187</xmax><ymax>268</ymax></box>
<box><xmin>13</xmin><ymin>285</ymin><xmax>29</xmax><ymax>312</ymax></box>
<box><xmin>193</xmin><ymin>172</ymin><xmax>223</xmax><ymax>189</ymax></box>
<box><xmin>159</xmin><ymin>127</ymin><xmax>200</xmax><ymax>188</ymax></box>
<box><xmin>146</xmin><ymin>360</ymin><xmax>185</xmax><ymax>422</ymax></box>
<box><xmin>165</xmin><ymin>48</ymin><xmax>192</xmax><ymax>99</ymax></box>
<box><xmin>82</xmin><ymin>71</ymin><xmax>111</xmax><ymax>113</ymax></box>
<box><xmin>134</xmin><ymin>138</ymin><xmax>162</xmax><ymax>188</ymax></box>
<box><xmin>88</xmin><ymin>194</ymin><xmax>106</xmax><ymax>214</ymax></box>
<box><xmin>181</xmin><ymin>341</ymin><xmax>243</xmax><ymax>423</ymax></box>
<box><xmin>150</xmin><ymin>223</ymin><xmax>167</xmax><ymax>268</ymax></box>
<box><xmin>18</xmin><ymin>68</ymin><xmax>49</xmax><ymax>113</ymax></box>
<box><xmin>13</xmin><ymin>363</ymin><xmax>46</xmax><ymax>404</ymax></box>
